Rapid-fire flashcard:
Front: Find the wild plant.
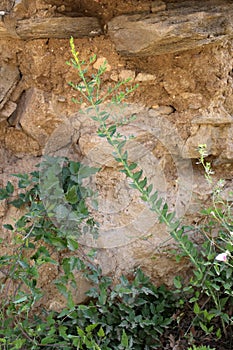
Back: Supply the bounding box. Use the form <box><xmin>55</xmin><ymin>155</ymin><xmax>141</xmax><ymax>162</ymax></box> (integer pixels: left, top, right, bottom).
<box><xmin>67</xmin><ymin>37</ymin><xmax>233</xmax><ymax>341</ymax></box>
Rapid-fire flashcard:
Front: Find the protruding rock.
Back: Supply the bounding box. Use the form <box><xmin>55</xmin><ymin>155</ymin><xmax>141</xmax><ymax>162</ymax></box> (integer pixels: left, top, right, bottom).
<box><xmin>119</xmin><ymin>69</ymin><xmax>136</xmax><ymax>81</ymax></box>
<box><xmin>0</xmin><ymin>64</ymin><xmax>20</xmax><ymax>110</ymax></box>
<box><xmin>16</xmin><ymin>17</ymin><xmax>102</xmax><ymax>39</ymax></box>
<box><xmin>108</xmin><ymin>1</ymin><xmax>233</xmax><ymax>56</ymax></box>
<box><xmin>5</xmin><ymin>128</ymin><xmax>41</xmax><ymax>156</ymax></box>
<box><xmin>182</xmin><ymin>109</ymin><xmax>233</xmax><ymax>158</ymax></box>
<box><xmin>191</xmin><ymin>113</ymin><xmax>233</xmax><ymax>125</ymax></box>
<box><xmin>15</xmin><ymin>88</ymin><xmax>63</xmax><ymax>146</ymax></box>
<box><xmin>0</xmin><ymin>101</ymin><xmax>17</xmax><ymax>121</ymax></box>
<box><xmin>135</xmin><ymin>73</ymin><xmax>156</xmax><ymax>81</ymax></box>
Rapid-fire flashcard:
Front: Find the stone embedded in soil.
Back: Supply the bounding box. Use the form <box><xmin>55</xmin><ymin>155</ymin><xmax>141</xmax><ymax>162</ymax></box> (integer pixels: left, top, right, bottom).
<box><xmin>191</xmin><ymin>112</ymin><xmax>233</xmax><ymax>125</ymax></box>
<box><xmin>0</xmin><ymin>100</ymin><xmax>17</xmax><ymax>121</ymax></box>
<box><xmin>5</xmin><ymin>128</ymin><xmax>41</xmax><ymax>156</ymax></box>
<box><xmin>0</xmin><ymin>64</ymin><xmax>20</xmax><ymax>110</ymax></box>
<box><xmin>108</xmin><ymin>0</ymin><xmax>233</xmax><ymax>55</ymax></box>
<box><xmin>135</xmin><ymin>72</ymin><xmax>156</xmax><ymax>82</ymax></box>
<box><xmin>0</xmin><ymin>199</ymin><xmax>7</xmax><ymax>218</ymax></box>
<box><xmin>15</xmin><ymin>87</ymin><xmax>64</xmax><ymax>147</ymax></box>
<box><xmin>182</xmin><ymin>108</ymin><xmax>233</xmax><ymax>158</ymax></box>
<box><xmin>0</xmin><ymin>18</ymin><xmax>9</xmax><ymax>37</ymax></box>
<box><xmin>119</xmin><ymin>69</ymin><xmax>136</xmax><ymax>81</ymax></box>
<box><xmin>15</xmin><ymin>17</ymin><xmax>102</xmax><ymax>39</ymax></box>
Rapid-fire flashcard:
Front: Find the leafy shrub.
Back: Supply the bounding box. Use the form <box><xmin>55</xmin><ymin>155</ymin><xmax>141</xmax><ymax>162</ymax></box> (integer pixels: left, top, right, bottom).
<box><xmin>60</xmin><ymin>268</ymin><xmax>176</xmax><ymax>349</ymax></box>
<box><xmin>0</xmin><ymin>157</ymin><xmax>99</xmax><ymax>349</ymax></box>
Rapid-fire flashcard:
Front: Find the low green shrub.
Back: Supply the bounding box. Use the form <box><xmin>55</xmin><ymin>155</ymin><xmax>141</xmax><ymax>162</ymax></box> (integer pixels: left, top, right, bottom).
<box><xmin>0</xmin><ymin>157</ymin><xmax>99</xmax><ymax>349</ymax></box>
<box><xmin>60</xmin><ymin>268</ymin><xmax>175</xmax><ymax>349</ymax></box>
<box><xmin>0</xmin><ymin>265</ymin><xmax>175</xmax><ymax>349</ymax></box>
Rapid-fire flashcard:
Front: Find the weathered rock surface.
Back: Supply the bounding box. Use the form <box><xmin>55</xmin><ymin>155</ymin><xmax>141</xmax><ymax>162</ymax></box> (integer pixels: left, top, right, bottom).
<box><xmin>0</xmin><ymin>64</ymin><xmax>20</xmax><ymax>114</ymax></box>
<box><xmin>5</xmin><ymin>128</ymin><xmax>41</xmax><ymax>156</ymax></box>
<box><xmin>108</xmin><ymin>0</ymin><xmax>233</xmax><ymax>55</ymax></box>
<box><xmin>16</xmin><ymin>88</ymin><xmax>64</xmax><ymax>146</ymax></box>
<box><xmin>15</xmin><ymin>17</ymin><xmax>102</xmax><ymax>39</ymax></box>
<box><xmin>183</xmin><ymin>108</ymin><xmax>233</xmax><ymax>158</ymax></box>
<box><xmin>0</xmin><ymin>100</ymin><xmax>17</xmax><ymax>120</ymax></box>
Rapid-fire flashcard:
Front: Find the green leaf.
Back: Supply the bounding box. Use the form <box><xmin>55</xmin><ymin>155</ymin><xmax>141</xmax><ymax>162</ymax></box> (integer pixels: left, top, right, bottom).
<box><xmin>122</xmin><ymin>151</ymin><xmax>128</xmax><ymax>161</ymax></box>
<box><xmin>55</xmin><ymin>204</ymin><xmax>70</xmax><ymax>220</ymax></box>
<box><xmin>9</xmin><ymin>198</ymin><xmax>25</xmax><ymax>208</ymax></box>
<box><xmin>156</xmin><ymin>198</ymin><xmax>163</xmax><ymax>210</ymax></box>
<box><xmin>55</xmin><ymin>282</ymin><xmax>68</xmax><ymax>297</ymax></box>
<box><xmin>139</xmin><ymin>177</ymin><xmax>147</xmax><ymax>189</ymax></box>
<box><xmin>86</xmin><ymin>323</ymin><xmax>98</xmax><ymax>333</ymax></box>
<box><xmin>108</xmin><ymin>125</ymin><xmax>116</xmax><ymax>136</ymax></box>
<box><xmin>11</xmin><ymin>339</ymin><xmax>26</xmax><ymax>349</ymax></box>
<box><xmin>78</xmin><ymin>165</ymin><xmax>99</xmax><ymax>181</ymax></box>
<box><xmin>48</xmin><ymin>237</ymin><xmax>67</xmax><ymax>249</ymax></box>
<box><xmin>13</xmin><ymin>295</ymin><xmax>28</xmax><ymax>304</ymax></box>
<box><xmin>133</xmin><ymin>170</ymin><xmax>143</xmax><ymax>181</ymax></box>
<box><xmin>67</xmin><ymin>238</ymin><xmax>79</xmax><ymax>251</ymax></box>
<box><xmin>0</xmin><ymin>188</ymin><xmax>8</xmax><ymax>200</ymax></box>
<box><xmin>173</xmin><ymin>276</ymin><xmax>182</xmax><ymax>289</ymax></box>
<box><xmin>147</xmin><ymin>184</ymin><xmax>153</xmax><ymax>194</ymax></box>
<box><xmin>162</xmin><ymin>203</ymin><xmax>168</xmax><ymax>215</ymax></box>
<box><xmin>69</xmin><ymin>161</ymin><xmax>80</xmax><ymax>174</ymax></box>
<box><xmin>41</xmin><ymin>337</ymin><xmax>56</xmax><ymax>345</ymax></box>
<box><xmin>65</xmin><ymin>186</ymin><xmax>79</xmax><ymax>204</ymax></box>
<box><xmin>121</xmin><ymin>330</ymin><xmax>129</xmax><ymax>348</ymax></box>
<box><xmin>150</xmin><ymin>191</ymin><xmax>158</xmax><ymax>203</ymax></box>
<box><xmin>77</xmin><ymin>327</ymin><xmax>85</xmax><ymax>337</ymax></box>
<box><xmin>97</xmin><ymin>327</ymin><xmax>105</xmax><ymax>338</ymax></box>
<box><xmin>166</xmin><ymin>212</ymin><xmax>175</xmax><ymax>222</ymax></box>
<box><xmin>216</xmin><ymin>327</ymin><xmax>222</xmax><ymax>339</ymax></box>
<box><xmin>6</xmin><ymin>181</ymin><xmax>14</xmax><ymax>194</ymax></box>
<box><xmin>3</xmin><ymin>224</ymin><xmax>14</xmax><ymax>231</ymax></box>
<box><xmin>200</xmin><ymin>322</ymin><xmax>213</xmax><ymax>334</ymax></box>
<box><xmin>117</xmin><ymin>140</ymin><xmax>127</xmax><ymax>153</ymax></box>
<box><xmin>193</xmin><ymin>302</ymin><xmax>200</xmax><ymax>315</ymax></box>
<box><xmin>128</xmin><ymin>163</ymin><xmax>137</xmax><ymax>171</ymax></box>
<box><xmin>59</xmin><ymin>325</ymin><xmax>68</xmax><ymax>340</ymax></box>
<box><xmin>90</xmin><ymin>54</ymin><xmax>97</xmax><ymax>63</ymax></box>
<box><xmin>67</xmin><ymin>292</ymin><xmax>75</xmax><ymax>309</ymax></box>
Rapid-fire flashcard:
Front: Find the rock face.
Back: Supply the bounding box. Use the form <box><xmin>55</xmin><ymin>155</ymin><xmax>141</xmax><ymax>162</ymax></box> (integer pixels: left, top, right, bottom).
<box><xmin>183</xmin><ymin>107</ymin><xmax>233</xmax><ymax>159</ymax></box>
<box><xmin>0</xmin><ymin>0</ymin><xmax>233</xmax><ymax>310</ymax></box>
<box><xmin>108</xmin><ymin>0</ymin><xmax>233</xmax><ymax>55</ymax></box>
<box><xmin>15</xmin><ymin>87</ymin><xmax>64</xmax><ymax>146</ymax></box>
<box><xmin>0</xmin><ymin>16</ymin><xmax>102</xmax><ymax>39</ymax></box>
<box><xmin>16</xmin><ymin>17</ymin><xmax>102</xmax><ymax>39</ymax></box>
<box><xmin>0</xmin><ymin>64</ymin><xmax>20</xmax><ymax>118</ymax></box>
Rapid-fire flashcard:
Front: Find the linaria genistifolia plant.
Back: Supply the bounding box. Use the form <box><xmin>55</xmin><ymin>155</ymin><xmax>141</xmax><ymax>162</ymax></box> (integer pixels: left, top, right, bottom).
<box><xmin>67</xmin><ymin>38</ymin><xmax>233</xmax><ymax>341</ymax></box>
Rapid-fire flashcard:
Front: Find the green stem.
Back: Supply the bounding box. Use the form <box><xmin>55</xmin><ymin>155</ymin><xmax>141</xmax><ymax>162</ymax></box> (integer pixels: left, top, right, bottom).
<box><xmin>70</xmin><ymin>40</ymin><xmax>202</xmax><ymax>272</ymax></box>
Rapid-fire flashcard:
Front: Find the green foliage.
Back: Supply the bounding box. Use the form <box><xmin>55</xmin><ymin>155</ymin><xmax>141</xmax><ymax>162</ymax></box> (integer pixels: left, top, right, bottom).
<box><xmin>0</xmin><ymin>266</ymin><xmax>175</xmax><ymax>349</ymax></box>
<box><xmin>173</xmin><ymin>145</ymin><xmax>233</xmax><ymax>338</ymax></box>
<box><xmin>0</xmin><ymin>157</ymin><xmax>99</xmax><ymax>348</ymax></box>
<box><xmin>71</xmin><ymin>268</ymin><xmax>176</xmax><ymax>349</ymax></box>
